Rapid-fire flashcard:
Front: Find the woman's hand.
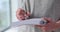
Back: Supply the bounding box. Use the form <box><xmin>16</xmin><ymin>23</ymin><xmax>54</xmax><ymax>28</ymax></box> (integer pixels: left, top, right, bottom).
<box><xmin>16</xmin><ymin>8</ymin><xmax>30</xmax><ymax>20</ymax></box>
<box><xmin>41</xmin><ymin>17</ymin><xmax>56</xmax><ymax>30</ymax></box>
<box><xmin>35</xmin><ymin>17</ymin><xmax>56</xmax><ymax>32</ymax></box>
<box><xmin>41</xmin><ymin>18</ymin><xmax>60</xmax><ymax>32</ymax></box>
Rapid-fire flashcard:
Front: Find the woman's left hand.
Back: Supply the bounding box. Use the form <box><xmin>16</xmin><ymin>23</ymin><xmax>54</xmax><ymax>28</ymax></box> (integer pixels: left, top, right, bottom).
<box><xmin>35</xmin><ymin>17</ymin><xmax>56</xmax><ymax>31</ymax></box>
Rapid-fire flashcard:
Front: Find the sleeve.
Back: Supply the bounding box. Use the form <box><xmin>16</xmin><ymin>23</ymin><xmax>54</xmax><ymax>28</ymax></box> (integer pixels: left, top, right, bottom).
<box><xmin>18</xmin><ymin>0</ymin><xmax>31</xmax><ymax>11</ymax></box>
<box><xmin>51</xmin><ymin>0</ymin><xmax>60</xmax><ymax>21</ymax></box>
<box><xmin>25</xmin><ymin>0</ymin><xmax>33</xmax><ymax>18</ymax></box>
<box><xmin>22</xmin><ymin>0</ymin><xmax>33</xmax><ymax>18</ymax></box>
<box><xmin>18</xmin><ymin>0</ymin><xmax>34</xmax><ymax>18</ymax></box>
<box><xmin>25</xmin><ymin>0</ymin><xmax>35</xmax><ymax>18</ymax></box>
<box><xmin>18</xmin><ymin>0</ymin><xmax>26</xmax><ymax>10</ymax></box>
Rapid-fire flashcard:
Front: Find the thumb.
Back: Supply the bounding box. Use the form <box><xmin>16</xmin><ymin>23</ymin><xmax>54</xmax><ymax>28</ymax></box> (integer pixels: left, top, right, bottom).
<box><xmin>43</xmin><ymin>17</ymin><xmax>53</xmax><ymax>23</ymax></box>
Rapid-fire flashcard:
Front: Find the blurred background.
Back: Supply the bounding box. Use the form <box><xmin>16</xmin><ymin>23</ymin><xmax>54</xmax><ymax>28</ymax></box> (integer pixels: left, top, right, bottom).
<box><xmin>0</xmin><ymin>0</ymin><xmax>19</xmax><ymax>32</ymax></box>
<box><xmin>0</xmin><ymin>0</ymin><xmax>30</xmax><ymax>32</ymax></box>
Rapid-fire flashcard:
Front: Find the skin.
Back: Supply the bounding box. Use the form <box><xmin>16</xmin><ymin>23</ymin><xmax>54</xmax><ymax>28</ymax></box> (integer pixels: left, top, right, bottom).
<box><xmin>16</xmin><ymin>8</ymin><xmax>60</xmax><ymax>32</ymax></box>
<box><xmin>16</xmin><ymin>8</ymin><xmax>30</xmax><ymax>20</ymax></box>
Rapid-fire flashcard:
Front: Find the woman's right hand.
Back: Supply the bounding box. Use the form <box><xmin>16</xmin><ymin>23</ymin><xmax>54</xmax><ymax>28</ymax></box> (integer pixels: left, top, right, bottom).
<box><xmin>16</xmin><ymin>8</ymin><xmax>30</xmax><ymax>20</ymax></box>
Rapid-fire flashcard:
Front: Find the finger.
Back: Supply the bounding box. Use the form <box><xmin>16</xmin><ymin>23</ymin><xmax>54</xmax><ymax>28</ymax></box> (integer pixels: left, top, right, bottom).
<box><xmin>19</xmin><ymin>14</ymin><xmax>26</xmax><ymax>19</ymax></box>
<box><xmin>20</xmin><ymin>10</ymin><xmax>25</xmax><ymax>15</ymax></box>
<box><xmin>26</xmin><ymin>11</ymin><xmax>31</xmax><ymax>16</ymax></box>
<box><xmin>44</xmin><ymin>17</ymin><xmax>52</xmax><ymax>21</ymax></box>
<box><xmin>16</xmin><ymin>8</ymin><xmax>23</xmax><ymax>16</ymax></box>
<box><xmin>43</xmin><ymin>17</ymin><xmax>53</xmax><ymax>23</ymax></box>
